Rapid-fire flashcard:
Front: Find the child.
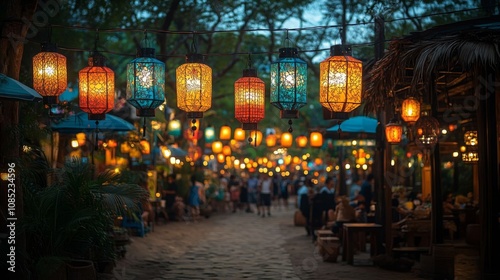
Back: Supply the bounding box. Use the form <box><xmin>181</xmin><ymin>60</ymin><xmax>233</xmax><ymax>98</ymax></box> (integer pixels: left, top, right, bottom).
<box><xmin>188</xmin><ymin>175</ymin><xmax>201</xmax><ymax>221</ymax></box>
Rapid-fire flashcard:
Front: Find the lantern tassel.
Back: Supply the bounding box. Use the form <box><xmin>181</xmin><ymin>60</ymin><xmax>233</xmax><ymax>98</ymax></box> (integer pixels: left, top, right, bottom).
<box><xmin>288</xmin><ymin>119</ymin><xmax>293</xmax><ymax>133</ymax></box>
<box><xmin>191</xmin><ymin>119</ymin><xmax>197</xmax><ymax>136</ymax></box>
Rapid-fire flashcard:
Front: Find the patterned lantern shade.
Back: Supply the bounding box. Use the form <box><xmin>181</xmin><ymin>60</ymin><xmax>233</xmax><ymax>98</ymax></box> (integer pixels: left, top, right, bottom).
<box><xmin>266</xmin><ymin>133</ymin><xmax>277</xmax><ymax>147</ymax></box>
<box><xmin>310</xmin><ymin>132</ymin><xmax>323</xmax><ymax>147</ymax></box>
<box><xmin>212</xmin><ymin>141</ymin><xmax>223</xmax><ymax>154</ymax></box>
<box><xmin>126</xmin><ymin>48</ymin><xmax>165</xmax><ymax>117</ymax></box>
<box><xmin>296</xmin><ymin>135</ymin><xmax>308</xmax><ymax>148</ymax></box>
<box><xmin>464</xmin><ymin>131</ymin><xmax>478</xmax><ymax>146</ymax></box>
<box><xmin>248</xmin><ymin>130</ymin><xmax>263</xmax><ymax>146</ymax></box>
<box><xmin>319</xmin><ymin>45</ymin><xmax>362</xmax><ymax>113</ymax></box>
<box><xmin>270</xmin><ymin>48</ymin><xmax>307</xmax><ymax>120</ymax></box>
<box><xmin>401</xmin><ymin>97</ymin><xmax>420</xmax><ymax>124</ymax></box>
<box><xmin>79</xmin><ymin>52</ymin><xmax>114</xmax><ymax>120</ymax></box>
<box><xmin>415</xmin><ymin>113</ymin><xmax>440</xmax><ymax>148</ymax></box>
<box><xmin>281</xmin><ymin>132</ymin><xmax>293</xmax><ymax>147</ymax></box>
<box><xmin>385</xmin><ymin>118</ymin><xmax>403</xmax><ymax>144</ymax></box>
<box><xmin>176</xmin><ymin>53</ymin><xmax>212</xmax><ymax>119</ymax></box>
<box><xmin>219</xmin><ymin>125</ymin><xmax>231</xmax><ymax>140</ymax></box>
<box><xmin>234</xmin><ymin>68</ymin><xmax>265</xmax><ymax>130</ymax></box>
<box><xmin>234</xmin><ymin>128</ymin><xmax>246</xmax><ymax>141</ymax></box>
<box><xmin>32</xmin><ymin>43</ymin><xmax>67</xmax><ymax>105</ymax></box>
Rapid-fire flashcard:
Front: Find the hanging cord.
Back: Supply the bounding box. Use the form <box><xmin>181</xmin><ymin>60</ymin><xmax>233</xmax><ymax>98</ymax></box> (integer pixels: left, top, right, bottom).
<box><xmin>190</xmin><ymin>31</ymin><xmax>198</xmax><ymax>54</ymax></box>
<box><xmin>143</xmin><ymin>29</ymin><xmax>148</xmax><ymax>48</ymax></box>
<box><xmin>94</xmin><ymin>28</ymin><xmax>99</xmax><ymax>52</ymax></box>
<box><xmin>94</xmin><ymin>121</ymin><xmax>99</xmax><ymax>151</ymax></box>
<box><xmin>247</xmin><ymin>52</ymin><xmax>252</xmax><ymax>68</ymax></box>
<box><xmin>142</xmin><ymin>117</ymin><xmax>147</xmax><ymax>137</ymax></box>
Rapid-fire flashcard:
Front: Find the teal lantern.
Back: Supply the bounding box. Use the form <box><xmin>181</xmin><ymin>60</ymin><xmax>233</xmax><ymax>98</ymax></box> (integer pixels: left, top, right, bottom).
<box><xmin>270</xmin><ymin>48</ymin><xmax>307</xmax><ymax>132</ymax></box>
<box><xmin>126</xmin><ymin>48</ymin><xmax>165</xmax><ymax>117</ymax></box>
<box><xmin>204</xmin><ymin>126</ymin><xmax>215</xmax><ymax>143</ymax></box>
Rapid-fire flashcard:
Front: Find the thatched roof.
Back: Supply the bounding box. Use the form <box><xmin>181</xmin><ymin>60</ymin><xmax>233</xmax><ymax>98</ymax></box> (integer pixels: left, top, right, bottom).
<box><xmin>364</xmin><ymin>15</ymin><xmax>500</xmax><ymax>115</ymax></box>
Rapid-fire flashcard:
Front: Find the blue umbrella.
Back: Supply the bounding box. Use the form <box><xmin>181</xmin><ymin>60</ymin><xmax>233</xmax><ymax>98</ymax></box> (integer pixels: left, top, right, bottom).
<box><xmin>327</xmin><ymin>116</ymin><xmax>378</xmax><ymax>134</ymax></box>
<box><xmin>0</xmin><ymin>73</ymin><xmax>42</xmax><ymax>101</ymax></box>
<box><xmin>51</xmin><ymin>112</ymin><xmax>135</xmax><ymax>133</ymax></box>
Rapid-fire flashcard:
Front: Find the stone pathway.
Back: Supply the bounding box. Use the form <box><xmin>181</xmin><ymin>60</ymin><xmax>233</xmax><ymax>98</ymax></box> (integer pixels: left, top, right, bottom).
<box><xmin>107</xmin><ymin>201</ymin><xmax>422</xmax><ymax>279</ymax></box>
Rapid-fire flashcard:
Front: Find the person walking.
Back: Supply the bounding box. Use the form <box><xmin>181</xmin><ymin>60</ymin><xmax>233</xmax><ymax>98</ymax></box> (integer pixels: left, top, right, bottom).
<box><xmin>247</xmin><ymin>174</ymin><xmax>259</xmax><ymax>213</ymax></box>
<box><xmin>259</xmin><ymin>175</ymin><xmax>273</xmax><ymax>217</ymax></box>
<box><xmin>188</xmin><ymin>175</ymin><xmax>202</xmax><ymax>222</ymax></box>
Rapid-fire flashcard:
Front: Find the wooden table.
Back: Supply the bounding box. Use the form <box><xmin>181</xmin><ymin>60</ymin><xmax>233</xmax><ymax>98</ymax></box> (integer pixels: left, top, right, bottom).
<box><xmin>342</xmin><ymin>223</ymin><xmax>382</xmax><ymax>265</ymax></box>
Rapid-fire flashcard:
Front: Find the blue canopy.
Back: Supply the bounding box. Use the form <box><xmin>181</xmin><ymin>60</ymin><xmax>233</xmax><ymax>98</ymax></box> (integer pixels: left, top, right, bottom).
<box><xmin>327</xmin><ymin>116</ymin><xmax>378</xmax><ymax>134</ymax></box>
<box><xmin>51</xmin><ymin>112</ymin><xmax>135</xmax><ymax>133</ymax></box>
<box><xmin>0</xmin><ymin>74</ymin><xmax>42</xmax><ymax>101</ymax></box>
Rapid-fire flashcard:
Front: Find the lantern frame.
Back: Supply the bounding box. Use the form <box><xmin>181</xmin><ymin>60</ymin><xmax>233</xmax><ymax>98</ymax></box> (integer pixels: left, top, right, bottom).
<box><xmin>32</xmin><ymin>42</ymin><xmax>67</xmax><ymax>105</ymax></box>
<box><xmin>414</xmin><ymin>113</ymin><xmax>440</xmax><ymax>148</ymax></box>
<box><xmin>126</xmin><ymin>47</ymin><xmax>165</xmax><ymax>117</ymax></box>
<box><xmin>319</xmin><ymin>45</ymin><xmax>362</xmax><ymax>114</ymax></box>
<box><xmin>385</xmin><ymin>117</ymin><xmax>403</xmax><ymax>144</ymax></box>
<box><xmin>401</xmin><ymin>97</ymin><xmax>421</xmax><ymax>125</ymax></box>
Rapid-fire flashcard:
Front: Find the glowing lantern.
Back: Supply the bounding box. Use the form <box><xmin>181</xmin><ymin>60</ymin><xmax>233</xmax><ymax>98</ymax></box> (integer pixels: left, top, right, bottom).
<box><xmin>385</xmin><ymin>117</ymin><xmax>403</xmax><ymax>144</ymax></box>
<box><xmin>176</xmin><ymin>53</ymin><xmax>212</xmax><ymax>123</ymax></box>
<box><xmin>140</xmin><ymin>139</ymin><xmax>150</xmax><ymax>154</ymax></box>
<box><xmin>168</xmin><ymin>119</ymin><xmax>181</xmax><ymax>137</ymax></box>
<box><xmin>222</xmin><ymin>145</ymin><xmax>231</xmax><ymax>156</ymax></box>
<box><xmin>76</xmin><ymin>133</ymin><xmax>86</xmax><ymax>146</ymax></box>
<box><xmin>281</xmin><ymin>132</ymin><xmax>293</xmax><ymax>147</ymax></box>
<box><xmin>270</xmin><ymin>47</ymin><xmax>307</xmax><ymax>131</ymax></box>
<box><xmin>79</xmin><ymin>51</ymin><xmax>114</xmax><ymax>120</ymax></box>
<box><xmin>310</xmin><ymin>132</ymin><xmax>323</xmax><ymax>147</ymax></box>
<box><xmin>234</xmin><ymin>67</ymin><xmax>265</xmax><ymax>130</ymax></box>
<box><xmin>32</xmin><ymin>43</ymin><xmax>67</xmax><ymax>105</ymax></box>
<box><xmin>219</xmin><ymin>125</ymin><xmax>231</xmax><ymax>140</ymax></box>
<box><xmin>234</xmin><ymin>128</ymin><xmax>246</xmax><ymax>141</ymax></box>
<box><xmin>401</xmin><ymin>97</ymin><xmax>420</xmax><ymax>125</ymax></box>
<box><xmin>296</xmin><ymin>135</ymin><xmax>308</xmax><ymax>148</ymax></box>
<box><xmin>212</xmin><ymin>141</ymin><xmax>223</xmax><ymax>154</ymax></box>
<box><xmin>266</xmin><ymin>133</ymin><xmax>277</xmax><ymax>147</ymax></box>
<box><xmin>120</xmin><ymin>142</ymin><xmax>131</xmax><ymax>153</ymax></box>
<box><xmin>414</xmin><ymin>112</ymin><xmax>440</xmax><ymax>148</ymax></box>
<box><xmin>464</xmin><ymin>131</ymin><xmax>478</xmax><ymax>146</ymax></box>
<box><xmin>204</xmin><ymin>126</ymin><xmax>215</xmax><ymax>143</ymax></box>
<box><xmin>319</xmin><ymin>45</ymin><xmax>362</xmax><ymax>114</ymax></box>
<box><xmin>248</xmin><ymin>130</ymin><xmax>263</xmax><ymax>146</ymax></box>
<box><xmin>126</xmin><ymin>48</ymin><xmax>165</xmax><ymax>117</ymax></box>
<box><xmin>217</xmin><ymin>153</ymin><xmax>225</xmax><ymax>163</ymax></box>
<box><xmin>462</xmin><ymin>130</ymin><xmax>478</xmax><ymax>163</ymax></box>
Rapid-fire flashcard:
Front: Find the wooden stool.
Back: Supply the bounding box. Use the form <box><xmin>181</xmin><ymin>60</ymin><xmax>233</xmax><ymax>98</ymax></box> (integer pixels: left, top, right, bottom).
<box><xmin>317</xmin><ymin>236</ymin><xmax>340</xmax><ymax>262</ymax></box>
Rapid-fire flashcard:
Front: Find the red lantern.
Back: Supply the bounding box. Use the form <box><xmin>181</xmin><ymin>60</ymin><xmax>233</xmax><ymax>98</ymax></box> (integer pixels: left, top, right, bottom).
<box><xmin>310</xmin><ymin>132</ymin><xmax>323</xmax><ymax>147</ymax></box>
<box><xmin>234</xmin><ymin>68</ymin><xmax>265</xmax><ymax>130</ymax></box>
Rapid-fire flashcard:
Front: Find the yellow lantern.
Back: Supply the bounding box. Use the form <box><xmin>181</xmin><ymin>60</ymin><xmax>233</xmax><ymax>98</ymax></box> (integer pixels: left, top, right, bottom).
<box><xmin>234</xmin><ymin>128</ymin><xmax>246</xmax><ymax>141</ymax></box>
<box><xmin>212</xmin><ymin>141</ymin><xmax>223</xmax><ymax>154</ymax></box>
<box><xmin>32</xmin><ymin>43</ymin><xmax>67</xmax><ymax>105</ymax></box>
<box><xmin>176</xmin><ymin>53</ymin><xmax>212</xmax><ymax>121</ymax></box>
<box><xmin>319</xmin><ymin>45</ymin><xmax>362</xmax><ymax>114</ymax></box>
<box><xmin>76</xmin><ymin>132</ymin><xmax>86</xmax><ymax>146</ymax></box>
<box><xmin>222</xmin><ymin>145</ymin><xmax>232</xmax><ymax>156</ymax></box>
<box><xmin>217</xmin><ymin>153</ymin><xmax>225</xmax><ymax>163</ymax></box>
<box><xmin>385</xmin><ymin>118</ymin><xmax>403</xmax><ymax>144</ymax></box>
<box><xmin>120</xmin><ymin>142</ymin><xmax>131</xmax><ymax>153</ymax></box>
<box><xmin>266</xmin><ymin>133</ymin><xmax>277</xmax><ymax>147</ymax></box>
<box><xmin>401</xmin><ymin>97</ymin><xmax>420</xmax><ymax>125</ymax></box>
<box><xmin>140</xmin><ymin>139</ymin><xmax>150</xmax><ymax>154</ymax></box>
<box><xmin>295</xmin><ymin>135</ymin><xmax>308</xmax><ymax>148</ymax></box>
<box><xmin>281</xmin><ymin>132</ymin><xmax>293</xmax><ymax>147</ymax></box>
<box><xmin>310</xmin><ymin>132</ymin><xmax>323</xmax><ymax>147</ymax></box>
<box><xmin>249</xmin><ymin>130</ymin><xmax>263</xmax><ymax>146</ymax></box>
<box><xmin>219</xmin><ymin>125</ymin><xmax>231</xmax><ymax>140</ymax></box>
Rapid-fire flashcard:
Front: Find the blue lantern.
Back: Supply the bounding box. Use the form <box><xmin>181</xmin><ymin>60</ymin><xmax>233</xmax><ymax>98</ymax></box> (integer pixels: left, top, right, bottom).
<box><xmin>270</xmin><ymin>48</ymin><xmax>307</xmax><ymax>132</ymax></box>
<box><xmin>126</xmin><ymin>48</ymin><xmax>165</xmax><ymax>117</ymax></box>
<box><xmin>204</xmin><ymin>126</ymin><xmax>215</xmax><ymax>143</ymax></box>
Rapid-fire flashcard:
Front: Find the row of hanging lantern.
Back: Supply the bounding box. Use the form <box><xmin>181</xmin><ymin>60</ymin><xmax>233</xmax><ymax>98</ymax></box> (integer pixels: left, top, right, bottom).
<box><xmin>33</xmin><ymin>31</ymin><xmax>363</xmax><ymax>142</ymax></box>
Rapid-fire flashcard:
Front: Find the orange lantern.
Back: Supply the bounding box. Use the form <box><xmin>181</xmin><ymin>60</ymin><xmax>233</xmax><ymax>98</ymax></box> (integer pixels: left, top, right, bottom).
<box><xmin>217</xmin><ymin>153</ymin><xmax>225</xmax><ymax>163</ymax></box>
<box><xmin>32</xmin><ymin>43</ymin><xmax>67</xmax><ymax>105</ymax></box>
<box><xmin>281</xmin><ymin>132</ymin><xmax>293</xmax><ymax>147</ymax></box>
<box><xmin>319</xmin><ymin>45</ymin><xmax>362</xmax><ymax>114</ymax></box>
<box><xmin>266</xmin><ymin>133</ymin><xmax>277</xmax><ymax>147</ymax></box>
<box><xmin>234</xmin><ymin>128</ymin><xmax>246</xmax><ymax>141</ymax></box>
<box><xmin>222</xmin><ymin>145</ymin><xmax>231</xmax><ymax>156</ymax></box>
<box><xmin>295</xmin><ymin>135</ymin><xmax>308</xmax><ymax>148</ymax></box>
<box><xmin>79</xmin><ymin>51</ymin><xmax>114</xmax><ymax>120</ymax></box>
<box><xmin>76</xmin><ymin>133</ymin><xmax>86</xmax><ymax>146</ymax></box>
<box><xmin>249</xmin><ymin>130</ymin><xmax>263</xmax><ymax>146</ymax></box>
<box><xmin>219</xmin><ymin>125</ymin><xmax>231</xmax><ymax>140</ymax></box>
<box><xmin>385</xmin><ymin>118</ymin><xmax>403</xmax><ymax>144</ymax></box>
<box><xmin>401</xmin><ymin>97</ymin><xmax>420</xmax><ymax>125</ymax></box>
<box><xmin>234</xmin><ymin>67</ymin><xmax>265</xmax><ymax>130</ymax></box>
<box><xmin>140</xmin><ymin>139</ymin><xmax>150</xmax><ymax>154</ymax></box>
<box><xmin>212</xmin><ymin>141</ymin><xmax>223</xmax><ymax>154</ymax></box>
<box><xmin>310</xmin><ymin>132</ymin><xmax>323</xmax><ymax>147</ymax></box>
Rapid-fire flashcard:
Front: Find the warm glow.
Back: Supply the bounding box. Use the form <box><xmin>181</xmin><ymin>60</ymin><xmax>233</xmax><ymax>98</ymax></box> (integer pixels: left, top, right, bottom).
<box><xmin>33</xmin><ymin>48</ymin><xmax>67</xmax><ymax>104</ymax></box>
<box><xmin>76</xmin><ymin>133</ymin><xmax>86</xmax><ymax>146</ymax></box>
<box><xmin>385</xmin><ymin>120</ymin><xmax>403</xmax><ymax>144</ymax></box>
<box><xmin>140</xmin><ymin>139</ymin><xmax>150</xmax><ymax>154</ymax></box>
<box><xmin>234</xmin><ymin>69</ymin><xmax>265</xmax><ymax>130</ymax></box>
<box><xmin>222</xmin><ymin>145</ymin><xmax>232</xmax><ymax>156</ymax></box>
<box><xmin>266</xmin><ymin>133</ymin><xmax>277</xmax><ymax>147</ymax></box>
<box><xmin>79</xmin><ymin>54</ymin><xmax>115</xmax><ymax>119</ymax></box>
<box><xmin>163</xmin><ymin>148</ymin><xmax>171</xmax><ymax>158</ymax></box>
<box><xmin>217</xmin><ymin>153</ymin><xmax>225</xmax><ymax>163</ymax></box>
<box><xmin>212</xmin><ymin>141</ymin><xmax>223</xmax><ymax>154</ymax></box>
<box><xmin>234</xmin><ymin>128</ymin><xmax>246</xmax><ymax>141</ymax></box>
<box><xmin>453</xmin><ymin>151</ymin><xmax>459</xmax><ymax>157</ymax></box>
<box><xmin>464</xmin><ymin>131</ymin><xmax>478</xmax><ymax>146</ymax></box>
<box><xmin>401</xmin><ymin>97</ymin><xmax>420</xmax><ymax>124</ymax></box>
<box><xmin>168</xmin><ymin>119</ymin><xmax>181</xmax><ymax>137</ymax></box>
<box><xmin>309</xmin><ymin>132</ymin><xmax>323</xmax><ymax>147</ymax></box>
<box><xmin>71</xmin><ymin>139</ymin><xmax>79</xmax><ymax>148</ymax></box>
<box><xmin>295</xmin><ymin>135</ymin><xmax>308</xmax><ymax>148</ymax></box>
<box><xmin>281</xmin><ymin>132</ymin><xmax>293</xmax><ymax>147</ymax></box>
<box><xmin>220</xmin><ymin>125</ymin><xmax>232</xmax><ymax>140</ymax></box>
<box><xmin>319</xmin><ymin>45</ymin><xmax>362</xmax><ymax>113</ymax></box>
<box><xmin>249</xmin><ymin>130</ymin><xmax>263</xmax><ymax>146</ymax></box>
<box><xmin>176</xmin><ymin>55</ymin><xmax>212</xmax><ymax>118</ymax></box>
